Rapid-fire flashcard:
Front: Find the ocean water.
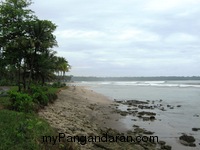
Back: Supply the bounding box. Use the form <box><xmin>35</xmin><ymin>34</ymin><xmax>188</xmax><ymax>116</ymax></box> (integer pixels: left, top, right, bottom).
<box><xmin>71</xmin><ymin>80</ymin><xmax>200</xmax><ymax>150</ymax></box>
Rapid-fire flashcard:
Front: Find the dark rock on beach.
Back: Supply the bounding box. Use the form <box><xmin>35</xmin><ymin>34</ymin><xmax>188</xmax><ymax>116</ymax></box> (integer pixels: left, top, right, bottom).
<box><xmin>149</xmin><ymin>116</ymin><xmax>156</xmax><ymax>120</ymax></box>
<box><xmin>161</xmin><ymin>145</ymin><xmax>172</xmax><ymax>150</ymax></box>
<box><xmin>116</xmin><ymin>100</ymin><xmax>148</xmax><ymax>106</ymax></box>
<box><xmin>158</xmin><ymin>140</ymin><xmax>166</xmax><ymax>145</ymax></box>
<box><xmin>138</xmin><ymin>111</ymin><xmax>156</xmax><ymax>116</ymax></box>
<box><xmin>192</xmin><ymin>128</ymin><xmax>200</xmax><ymax>131</ymax></box>
<box><xmin>179</xmin><ymin>134</ymin><xmax>196</xmax><ymax>147</ymax></box>
<box><xmin>143</xmin><ymin>130</ymin><xmax>154</xmax><ymax>135</ymax></box>
<box><xmin>120</xmin><ymin>111</ymin><xmax>128</xmax><ymax>116</ymax></box>
<box><xmin>193</xmin><ymin>114</ymin><xmax>199</xmax><ymax>117</ymax></box>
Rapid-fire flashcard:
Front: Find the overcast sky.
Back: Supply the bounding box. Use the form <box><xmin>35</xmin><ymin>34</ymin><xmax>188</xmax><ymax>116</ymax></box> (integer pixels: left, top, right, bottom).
<box><xmin>30</xmin><ymin>0</ymin><xmax>200</xmax><ymax>77</ymax></box>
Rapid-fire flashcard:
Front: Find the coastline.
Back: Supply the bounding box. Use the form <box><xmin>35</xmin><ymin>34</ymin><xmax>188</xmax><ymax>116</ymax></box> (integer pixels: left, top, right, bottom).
<box><xmin>38</xmin><ymin>85</ymin><xmax>199</xmax><ymax>150</ymax></box>
<box><xmin>38</xmin><ymin>86</ymin><xmax>127</xmax><ymax>149</ymax></box>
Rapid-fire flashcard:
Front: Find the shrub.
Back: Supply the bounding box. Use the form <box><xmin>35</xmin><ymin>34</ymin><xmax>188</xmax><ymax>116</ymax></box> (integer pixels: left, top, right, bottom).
<box><xmin>9</xmin><ymin>91</ymin><xmax>34</xmax><ymax>113</ymax></box>
<box><xmin>30</xmin><ymin>85</ymin><xmax>49</xmax><ymax>106</ymax></box>
<box><xmin>46</xmin><ymin>93</ymin><xmax>58</xmax><ymax>103</ymax></box>
<box><xmin>52</xmin><ymin>82</ymin><xmax>66</xmax><ymax>88</ymax></box>
<box><xmin>32</xmin><ymin>92</ymin><xmax>48</xmax><ymax>106</ymax></box>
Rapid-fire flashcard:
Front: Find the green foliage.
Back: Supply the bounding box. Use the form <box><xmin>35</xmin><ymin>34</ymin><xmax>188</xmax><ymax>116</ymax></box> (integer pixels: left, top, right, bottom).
<box><xmin>0</xmin><ymin>97</ymin><xmax>11</xmax><ymax>108</ymax></box>
<box><xmin>30</xmin><ymin>85</ymin><xmax>49</xmax><ymax>106</ymax></box>
<box><xmin>0</xmin><ymin>0</ymin><xmax>70</xmax><ymax>91</ymax></box>
<box><xmin>46</xmin><ymin>93</ymin><xmax>58</xmax><ymax>103</ymax></box>
<box><xmin>52</xmin><ymin>82</ymin><xmax>66</xmax><ymax>88</ymax></box>
<box><xmin>0</xmin><ymin>86</ymin><xmax>73</xmax><ymax>149</ymax></box>
<box><xmin>7</xmin><ymin>85</ymin><xmax>59</xmax><ymax>113</ymax></box>
<box><xmin>9</xmin><ymin>91</ymin><xmax>34</xmax><ymax>113</ymax></box>
<box><xmin>0</xmin><ymin>110</ymin><xmax>59</xmax><ymax>150</ymax></box>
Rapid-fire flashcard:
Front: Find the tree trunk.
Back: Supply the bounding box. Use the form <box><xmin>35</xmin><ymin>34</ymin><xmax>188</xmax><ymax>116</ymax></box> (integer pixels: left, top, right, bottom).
<box><xmin>17</xmin><ymin>62</ymin><xmax>21</xmax><ymax>92</ymax></box>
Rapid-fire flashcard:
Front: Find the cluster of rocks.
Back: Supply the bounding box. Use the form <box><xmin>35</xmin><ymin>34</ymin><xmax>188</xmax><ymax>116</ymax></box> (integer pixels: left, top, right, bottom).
<box><xmin>112</xmin><ymin>100</ymin><xmax>157</xmax><ymax>121</ymax></box>
<box><xmin>117</xmin><ymin>99</ymin><xmax>182</xmax><ymax>110</ymax></box>
<box><xmin>112</xmin><ymin>99</ymin><xmax>184</xmax><ymax>121</ymax></box>
<box><xmin>92</xmin><ymin>126</ymin><xmax>173</xmax><ymax>150</ymax></box>
<box><xmin>179</xmin><ymin>134</ymin><xmax>196</xmax><ymax>147</ymax></box>
<box><xmin>111</xmin><ymin>99</ymin><xmax>200</xmax><ymax>149</ymax></box>
<box><xmin>93</xmin><ymin>127</ymin><xmax>158</xmax><ymax>150</ymax></box>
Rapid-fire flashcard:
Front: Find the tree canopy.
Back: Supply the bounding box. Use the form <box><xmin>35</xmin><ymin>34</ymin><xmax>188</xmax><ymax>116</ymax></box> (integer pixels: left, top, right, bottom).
<box><xmin>0</xmin><ymin>0</ymin><xmax>70</xmax><ymax>91</ymax></box>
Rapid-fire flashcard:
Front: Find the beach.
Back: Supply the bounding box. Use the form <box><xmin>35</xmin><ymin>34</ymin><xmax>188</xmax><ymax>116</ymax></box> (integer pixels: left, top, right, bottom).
<box><xmin>38</xmin><ymin>86</ymin><xmax>126</xmax><ymax>149</ymax></box>
<box><xmin>38</xmin><ymin>86</ymin><xmax>160</xmax><ymax>149</ymax></box>
<box><xmin>38</xmin><ymin>84</ymin><xmax>200</xmax><ymax>150</ymax></box>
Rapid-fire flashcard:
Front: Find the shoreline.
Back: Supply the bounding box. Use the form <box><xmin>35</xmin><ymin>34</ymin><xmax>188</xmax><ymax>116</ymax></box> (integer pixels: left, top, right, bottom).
<box><xmin>38</xmin><ymin>86</ymin><xmax>199</xmax><ymax>149</ymax></box>
<box><xmin>38</xmin><ymin>86</ymin><xmax>127</xmax><ymax>149</ymax></box>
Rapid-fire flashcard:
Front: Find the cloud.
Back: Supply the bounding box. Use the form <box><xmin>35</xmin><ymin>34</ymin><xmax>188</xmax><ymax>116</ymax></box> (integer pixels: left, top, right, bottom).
<box><xmin>55</xmin><ymin>29</ymin><xmax>107</xmax><ymax>41</ymax></box>
<box><xmin>30</xmin><ymin>0</ymin><xmax>200</xmax><ymax>76</ymax></box>
<box><xmin>165</xmin><ymin>33</ymin><xmax>199</xmax><ymax>43</ymax></box>
<box><xmin>116</xmin><ymin>28</ymin><xmax>160</xmax><ymax>42</ymax></box>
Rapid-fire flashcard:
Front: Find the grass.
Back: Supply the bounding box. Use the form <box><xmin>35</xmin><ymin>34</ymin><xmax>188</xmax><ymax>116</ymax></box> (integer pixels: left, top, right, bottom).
<box><xmin>0</xmin><ymin>85</ymin><xmax>76</xmax><ymax>150</ymax></box>
<box><xmin>0</xmin><ymin>110</ymin><xmax>54</xmax><ymax>150</ymax></box>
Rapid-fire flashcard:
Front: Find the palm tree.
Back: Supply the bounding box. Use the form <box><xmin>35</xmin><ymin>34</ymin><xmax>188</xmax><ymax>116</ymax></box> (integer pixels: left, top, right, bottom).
<box><xmin>24</xmin><ymin>19</ymin><xmax>57</xmax><ymax>89</ymax></box>
<box><xmin>55</xmin><ymin>57</ymin><xmax>70</xmax><ymax>82</ymax></box>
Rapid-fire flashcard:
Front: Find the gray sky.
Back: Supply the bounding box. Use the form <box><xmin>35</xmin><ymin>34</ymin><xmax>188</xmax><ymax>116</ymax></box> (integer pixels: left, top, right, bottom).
<box><xmin>30</xmin><ymin>0</ymin><xmax>200</xmax><ymax>77</ymax></box>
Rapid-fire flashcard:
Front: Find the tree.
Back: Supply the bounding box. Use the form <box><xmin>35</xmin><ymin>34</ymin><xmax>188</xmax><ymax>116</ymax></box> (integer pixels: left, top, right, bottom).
<box><xmin>0</xmin><ymin>0</ymin><xmax>70</xmax><ymax>90</ymax></box>
<box><xmin>23</xmin><ymin>19</ymin><xmax>57</xmax><ymax>89</ymax></box>
<box><xmin>0</xmin><ymin>0</ymin><xmax>35</xmax><ymax>91</ymax></box>
<box><xmin>56</xmin><ymin>57</ymin><xmax>71</xmax><ymax>81</ymax></box>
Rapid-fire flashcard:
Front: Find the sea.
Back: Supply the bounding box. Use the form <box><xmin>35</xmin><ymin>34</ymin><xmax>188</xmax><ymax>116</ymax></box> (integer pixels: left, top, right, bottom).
<box><xmin>69</xmin><ymin>80</ymin><xmax>200</xmax><ymax>150</ymax></box>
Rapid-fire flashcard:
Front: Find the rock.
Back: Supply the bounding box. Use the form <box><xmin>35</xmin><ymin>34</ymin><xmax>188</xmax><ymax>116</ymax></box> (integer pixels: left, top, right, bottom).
<box><xmin>133</xmin><ymin>124</ymin><xmax>139</xmax><ymax>128</ymax></box>
<box><xmin>127</xmin><ymin>130</ymin><xmax>135</xmax><ymax>135</ymax></box>
<box><xmin>142</xmin><ymin>117</ymin><xmax>150</xmax><ymax>121</ymax></box>
<box><xmin>160</xmin><ymin>107</ymin><xmax>166</xmax><ymax>111</ymax></box>
<box><xmin>116</xmin><ymin>100</ymin><xmax>124</xmax><ymax>104</ymax></box>
<box><xmin>93</xmin><ymin>143</ymin><xmax>112</xmax><ymax>150</ymax></box>
<box><xmin>150</xmin><ymin>116</ymin><xmax>156</xmax><ymax>120</ymax></box>
<box><xmin>134</xmin><ymin>127</ymin><xmax>145</xmax><ymax>133</ymax></box>
<box><xmin>192</xmin><ymin>128</ymin><xmax>200</xmax><ymax>131</ymax></box>
<box><xmin>193</xmin><ymin>114</ymin><xmax>199</xmax><ymax>117</ymax></box>
<box><xmin>179</xmin><ymin>140</ymin><xmax>190</xmax><ymax>146</ymax></box>
<box><xmin>131</xmin><ymin>119</ymin><xmax>137</xmax><ymax>121</ymax></box>
<box><xmin>143</xmin><ymin>130</ymin><xmax>154</xmax><ymax>135</ymax></box>
<box><xmin>161</xmin><ymin>145</ymin><xmax>172</xmax><ymax>150</ymax></box>
<box><xmin>177</xmin><ymin>105</ymin><xmax>181</xmax><ymax>107</ymax></box>
<box><xmin>189</xmin><ymin>143</ymin><xmax>196</xmax><ymax>147</ymax></box>
<box><xmin>138</xmin><ymin>105</ymin><xmax>144</xmax><ymax>109</ymax></box>
<box><xmin>158</xmin><ymin>140</ymin><xmax>166</xmax><ymax>145</ymax></box>
<box><xmin>179</xmin><ymin>134</ymin><xmax>196</xmax><ymax>147</ymax></box>
<box><xmin>120</xmin><ymin>111</ymin><xmax>128</xmax><ymax>116</ymax></box>
<box><xmin>138</xmin><ymin>111</ymin><xmax>156</xmax><ymax>116</ymax></box>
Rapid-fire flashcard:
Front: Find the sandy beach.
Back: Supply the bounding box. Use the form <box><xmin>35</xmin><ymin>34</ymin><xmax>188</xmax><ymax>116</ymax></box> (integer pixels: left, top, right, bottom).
<box><xmin>38</xmin><ymin>86</ymin><xmax>127</xmax><ymax>149</ymax></box>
